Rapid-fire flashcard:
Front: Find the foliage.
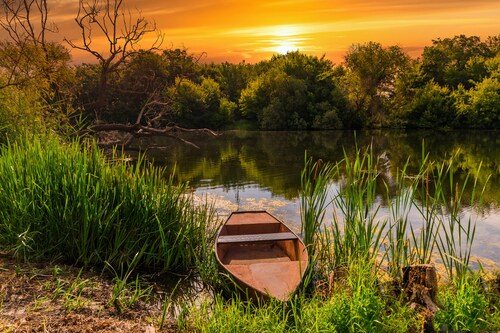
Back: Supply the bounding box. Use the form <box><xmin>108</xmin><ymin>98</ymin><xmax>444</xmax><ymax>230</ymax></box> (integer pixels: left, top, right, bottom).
<box><xmin>458</xmin><ymin>77</ymin><xmax>500</xmax><ymax>129</ymax></box>
<box><xmin>202</xmin><ymin>61</ymin><xmax>255</xmax><ymax>106</ymax></box>
<box><xmin>162</xmin><ymin>48</ymin><xmax>203</xmax><ymax>85</ymax></box>
<box><xmin>113</xmin><ymin>51</ymin><xmax>171</xmax><ymax>123</ymax></box>
<box><xmin>343</xmin><ymin>42</ymin><xmax>411</xmax><ymax>126</ymax></box>
<box><xmin>0</xmin><ymin>84</ymin><xmax>73</xmax><ymax>143</ymax></box>
<box><xmin>434</xmin><ymin>275</ymin><xmax>494</xmax><ymax>332</ymax></box>
<box><xmin>65</xmin><ymin>0</ymin><xmax>163</xmax><ymax>121</ymax></box>
<box><xmin>239</xmin><ymin>51</ymin><xmax>345</xmax><ymax>130</ymax></box>
<box><xmin>421</xmin><ymin>35</ymin><xmax>493</xmax><ymax>89</ymax></box>
<box><xmin>168</xmin><ymin>77</ymin><xmax>235</xmax><ymax>129</ymax></box>
<box><xmin>3</xmin><ymin>17</ymin><xmax>500</xmax><ymax>132</ymax></box>
<box><xmin>187</xmin><ymin>260</ymin><xmax>421</xmax><ymax>333</ymax></box>
<box><xmin>0</xmin><ymin>87</ymin><xmax>38</xmax><ymax>143</ymax></box>
<box><xmin>0</xmin><ymin>132</ymin><xmax>497</xmax><ymax>332</ymax></box>
<box><xmin>65</xmin><ymin>34</ymin><xmax>500</xmax><ymax>130</ymax></box>
<box><xmin>0</xmin><ymin>134</ymin><xmax>216</xmax><ymax>274</ymax></box>
<box><xmin>404</xmin><ymin>81</ymin><xmax>458</xmax><ymax>128</ymax></box>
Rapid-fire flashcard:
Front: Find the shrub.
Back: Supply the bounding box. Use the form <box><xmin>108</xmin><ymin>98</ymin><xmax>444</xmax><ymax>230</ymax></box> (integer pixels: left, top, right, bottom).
<box><xmin>0</xmin><ymin>134</ymin><xmax>215</xmax><ymax>275</ymax></box>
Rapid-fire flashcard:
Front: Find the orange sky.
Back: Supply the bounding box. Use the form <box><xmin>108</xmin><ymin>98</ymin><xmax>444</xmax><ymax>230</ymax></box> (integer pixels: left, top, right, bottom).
<box><xmin>23</xmin><ymin>0</ymin><xmax>500</xmax><ymax>64</ymax></box>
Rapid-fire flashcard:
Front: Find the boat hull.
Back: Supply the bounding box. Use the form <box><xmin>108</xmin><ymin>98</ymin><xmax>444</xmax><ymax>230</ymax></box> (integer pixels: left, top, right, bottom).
<box><xmin>215</xmin><ymin>211</ymin><xmax>308</xmax><ymax>301</ymax></box>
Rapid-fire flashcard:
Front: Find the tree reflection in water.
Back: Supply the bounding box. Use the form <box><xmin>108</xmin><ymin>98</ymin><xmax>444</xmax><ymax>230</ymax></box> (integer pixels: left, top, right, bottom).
<box><xmin>131</xmin><ymin>130</ymin><xmax>500</xmax><ymax>266</ymax></box>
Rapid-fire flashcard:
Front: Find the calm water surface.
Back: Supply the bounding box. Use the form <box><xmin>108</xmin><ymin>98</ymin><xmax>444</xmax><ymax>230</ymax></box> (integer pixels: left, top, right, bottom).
<box><xmin>136</xmin><ymin>130</ymin><xmax>500</xmax><ymax>267</ymax></box>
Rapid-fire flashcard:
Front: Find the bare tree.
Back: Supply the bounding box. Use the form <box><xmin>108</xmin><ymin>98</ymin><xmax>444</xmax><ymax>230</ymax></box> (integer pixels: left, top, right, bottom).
<box><xmin>0</xmin><ymin>0</ymin><xmax>55</xmax><ymax>48</ymax></box>
<box><xmin>85</xmin><ymin>72</ymin><xmax>217</xmax><ymax>149</ymax></box>
<box><xmin>65</xmin><ymin>0</ymin><xmax>163</xmax><ymax>119</ymax></box>
<box><xmin>65</xmin><ymin>4</ymin><xmax>216</xmax><ymax>148</ymax></box>
<box><xmin>0</xmin><ymin>0</ymin><xmax>67</xmax><ymax>89</ymax></box>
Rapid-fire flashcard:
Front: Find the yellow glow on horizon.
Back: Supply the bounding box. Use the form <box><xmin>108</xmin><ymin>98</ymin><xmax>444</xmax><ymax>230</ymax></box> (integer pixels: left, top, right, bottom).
<box><xmin>34</xmin><ymin>0</ymin><xmax>500</xmax><ymax>64</ymax></box>
<box><xmin>274</xmin><ymin>39</ymin><xmax>299</xmax><ymax>54</ymax></box>
<box><xmin>270</xmin><ymin>26</ymin><xmax>301</xmax><ymax>54</ymax></box>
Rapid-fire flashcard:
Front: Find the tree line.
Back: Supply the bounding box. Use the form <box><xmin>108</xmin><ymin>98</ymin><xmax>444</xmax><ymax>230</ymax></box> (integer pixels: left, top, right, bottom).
<box><xmin>1</xmin><ymin>0</ymin><xmax>499</xmax><ymax>145</ymax></box>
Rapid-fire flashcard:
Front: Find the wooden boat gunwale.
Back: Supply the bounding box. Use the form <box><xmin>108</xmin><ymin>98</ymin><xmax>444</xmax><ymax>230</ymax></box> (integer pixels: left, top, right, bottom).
<box><xmin>215</xmin><ymin>210</ymin><xmax>309</xmax><ymax>301</ymax></box>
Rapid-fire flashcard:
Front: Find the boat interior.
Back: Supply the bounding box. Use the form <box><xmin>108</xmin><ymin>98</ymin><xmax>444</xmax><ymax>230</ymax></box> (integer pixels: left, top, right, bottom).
<box><xmin>216</xmin><ymin>212</ymin><xmax>308</xmax><ymax>300</ymax></box>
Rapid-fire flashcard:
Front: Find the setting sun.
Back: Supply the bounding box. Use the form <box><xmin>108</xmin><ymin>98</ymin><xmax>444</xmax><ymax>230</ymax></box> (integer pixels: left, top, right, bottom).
<box><xmin>28</xmin><ymin>0</ymin><xmax>500</xmax><ymax>63</ymax></box>
<box><xmin>274</xmin><ymin>39</ymin><xmax>299</xmax><ymax>54</ymax></box>
<box><xmin>270</xmin><ymin>26</ymin><xmax>301</xmax><ymax>54</ymax></box>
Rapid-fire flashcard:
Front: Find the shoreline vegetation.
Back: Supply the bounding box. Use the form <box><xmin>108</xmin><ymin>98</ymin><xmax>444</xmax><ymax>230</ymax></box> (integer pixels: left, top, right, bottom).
<box><xmin>1</xmin><ymin>134</ymin><xmax>499</xmax><ymax>332</ymax></box>
<box><xmin>1</xmin><ymin>34</ymin><xmax>500</xmax><ymax>150</ymax></box>
<box><xmin>0</xmin><ymin>2</ymin><xmax>499</xmax><ymax>331</ymax></box>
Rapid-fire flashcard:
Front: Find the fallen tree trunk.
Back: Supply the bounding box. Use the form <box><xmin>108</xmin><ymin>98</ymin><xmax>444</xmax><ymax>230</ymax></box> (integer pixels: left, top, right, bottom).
<box><xmin>84</xmin><ymin>123</ymin><xmax>218</xmax><ymax>149</ymax></box>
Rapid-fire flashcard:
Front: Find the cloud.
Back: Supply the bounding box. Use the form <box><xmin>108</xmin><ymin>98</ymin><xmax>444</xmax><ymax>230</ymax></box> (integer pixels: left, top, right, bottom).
<box><xmin>16</xmin><ymin>0</ymin><xmax>498</xmax><ymax>64</ymax></box>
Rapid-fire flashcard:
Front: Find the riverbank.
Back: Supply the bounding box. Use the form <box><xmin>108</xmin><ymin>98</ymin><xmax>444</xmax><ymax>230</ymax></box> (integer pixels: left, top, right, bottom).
<box><xmin>1</xmin><ymin>133</ymin><xmax>500</xmax><ymax>332</ymax></box>
<box><xmin>2</xmin><ymin>252</ymin><xmax>499</xmax><ymax>333</ymax></box>
<box><xmin>0</xmin><ymin>253</ymin><xmax>177</xmax><ymax>332</ymax></box>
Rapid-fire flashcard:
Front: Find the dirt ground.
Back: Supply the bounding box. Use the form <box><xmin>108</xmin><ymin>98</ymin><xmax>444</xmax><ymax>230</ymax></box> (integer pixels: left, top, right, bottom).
<box><xmin>0</xmin><ymin>253</ymin><xmax>179</xmax><ymax>333</ymax></box>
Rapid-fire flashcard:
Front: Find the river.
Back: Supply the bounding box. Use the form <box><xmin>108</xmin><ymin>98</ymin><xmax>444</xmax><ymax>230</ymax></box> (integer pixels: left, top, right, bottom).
<box><xmin>133</xmin><ymin>130</ymin><xmax>500</xmax><ymax>268</ymax></box>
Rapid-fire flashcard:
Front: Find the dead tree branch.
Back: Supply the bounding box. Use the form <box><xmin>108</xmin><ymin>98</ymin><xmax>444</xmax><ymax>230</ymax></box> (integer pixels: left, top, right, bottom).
<box><xmin>64</xmin><ymin>0</ymin><xmax>164</xmax><ymax>119</ymax></box>
<box><xmin>0</xmin><ymin>0</ymin><xmax>62</xmax><ymax>89</ymax></box>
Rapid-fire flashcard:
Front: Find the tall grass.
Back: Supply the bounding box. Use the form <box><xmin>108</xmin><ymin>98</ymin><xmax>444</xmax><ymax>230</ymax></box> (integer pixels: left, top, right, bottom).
<box><xmin>0</xmin><ymin>133</ymin><xmax>215</xmax><ymax>275</ymax></box>
<box><xmin>300</xmin><ymin>153</ymin><xmax>337</xmax><ymax>280</ymax></box>
<box><xmin>310</xmin><ymin>143</ymin><xmax>487</xmax><ymax>283</ymax></box>
<box><xmin>434</xmin><ymin>159</ymin><xmax>487</xmax><ymax>281</ymax></box>
<box><xmin>315</xmin><ymin>146</ymin><xmax>388</xmax><ymax>272</ymax></box>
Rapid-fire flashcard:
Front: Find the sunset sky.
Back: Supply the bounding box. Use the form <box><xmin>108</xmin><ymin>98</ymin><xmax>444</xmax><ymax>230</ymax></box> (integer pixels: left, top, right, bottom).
<box><xmin>32</xmin><ymin>0</ymin><xmax>500</xmax><ymax>64</ymax></box>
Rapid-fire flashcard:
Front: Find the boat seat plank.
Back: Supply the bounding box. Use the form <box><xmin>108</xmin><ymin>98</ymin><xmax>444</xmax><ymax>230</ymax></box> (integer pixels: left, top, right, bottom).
<box><xmin>218</xmin><ymin>232</ymin><xmax>297</xmax><ymax>244</ymax></box>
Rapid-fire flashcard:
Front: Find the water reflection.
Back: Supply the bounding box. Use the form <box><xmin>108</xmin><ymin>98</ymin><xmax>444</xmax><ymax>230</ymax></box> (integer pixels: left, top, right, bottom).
<box><xmin>134</xmin><ymin>130</ymin><xmax>500</xmax><ymax>266</ymax></box>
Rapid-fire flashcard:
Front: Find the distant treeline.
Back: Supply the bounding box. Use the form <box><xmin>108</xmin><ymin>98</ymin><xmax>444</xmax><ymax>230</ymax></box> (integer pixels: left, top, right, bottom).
<box><xmin>1</xmin><ymin>34</ymin><xmax>500</xmax><ymax>138</ymax></box>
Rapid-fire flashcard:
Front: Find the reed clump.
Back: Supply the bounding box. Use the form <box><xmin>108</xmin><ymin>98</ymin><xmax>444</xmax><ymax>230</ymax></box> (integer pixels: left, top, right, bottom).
<box><xmin>297</xmin><ymin>145</ymin><xmax>497</xmax><ymax>332</ymax></box>
<box><xmin>2</xmin><ymin>135</ymin><xmax>498</xmax><ymax>332</ymax></box>
<box><xmin>0</xmin><ymin>134</ymin><xmax>215</xmax><ymax>275</ymax></box>
<box><xmin>187</xmin><ymin>146</ymin><xmax>498</xmax><ymax>332</ymax></box>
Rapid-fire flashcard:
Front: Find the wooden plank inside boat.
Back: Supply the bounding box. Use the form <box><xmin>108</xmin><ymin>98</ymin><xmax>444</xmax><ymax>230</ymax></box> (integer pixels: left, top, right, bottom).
<box><xmin>215</xmin><ymin>211</ymin><xmax>308</xmax><ymax>301</ymax></box>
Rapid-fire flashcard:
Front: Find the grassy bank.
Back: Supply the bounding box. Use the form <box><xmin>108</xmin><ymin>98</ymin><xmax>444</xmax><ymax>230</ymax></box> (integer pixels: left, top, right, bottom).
<box><xmin>0</xmin><ymin>134</ymin><xmax>499</xmax><ymax>332</ymax></box>
<box><xmin>188</xmin><ymin>147</ymin><xmax>499</xmax><ymax>332</ymax></box>
<box><xmin>0</xmin><ymin>134</ymin><xmax>217</xmax><ymax>276</ymax></box>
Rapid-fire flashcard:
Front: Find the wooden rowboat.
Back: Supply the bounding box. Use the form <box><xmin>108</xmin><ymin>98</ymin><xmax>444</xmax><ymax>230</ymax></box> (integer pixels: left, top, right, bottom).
<box><xmin>215</xmin><ymin>211</ymin><xmax>308</xmax><ymax>301</ymax></box>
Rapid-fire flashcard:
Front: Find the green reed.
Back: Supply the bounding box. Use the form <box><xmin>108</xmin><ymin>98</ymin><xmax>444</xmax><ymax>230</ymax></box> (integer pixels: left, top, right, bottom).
<box><xmin>300</xmin><ymin>153</ymin><xmax>337</xmax><ymax>259</ymax></box>
<box><xmin>433</xmin><ymin>157</ymin><xmax>487</xmax><ymax>281</ymax></box>
<box><xmin>0</xmin><ymin>133</ymin><xmax>215</xmax><ymax>275</ymax></box>
<box><xmin>383</xmin><ymin>157</ymin><xmax>416</xmax><ymax>279</ymax></box>
<box><xmin>327</xmin><ymin>145</ymin><xmax>387</xmax><ymax>268</ymax></box>
<box><xmin>299</xmin><ymin>141</ymin><xmax>488</xmax><ymax>284</ymax></box>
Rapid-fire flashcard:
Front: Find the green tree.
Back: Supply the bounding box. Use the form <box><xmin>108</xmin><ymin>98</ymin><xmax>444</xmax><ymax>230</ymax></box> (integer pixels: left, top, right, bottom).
<box><xmin>343</xmin><ymin>42</ymin><xmax>410</xmax><ymax>126</ymax></box>
<box><xmin>112</xmin><ymin>51</ymin><xmax>170</xmax><ymax>123</ymax></box>
<box><xmin>202</xmin><ymin>61</ymin><xmax>255</xmax><ymax>118</ymax></box>
<box><xmin>458</xmin><ymin>77</ymin><xmax>500</xmax><ymax>129</ymax></box>
<box><xmin>168</xmin><ymin>77</ymin><xmax>234</xmax><ymax>129</ymax></box>
<box><xmin>388</xmin><ymin>60</ymin><xmax>427</xmax><ymax>127</ymax></box>
<box><xmin>421</xmin><ymin>35</ymin><xmax>492</xmax><ymax>89</ymax></box>
<box><xmin>239</xmin><ymin>51</ymin><xmax>345</xmax><ymax>130</ymax></box>
<box><xmin>0</xmin><ymin>0</ymin><xmax>75</xmax><ymax>140</ymax></box>
<box><xmin>404</xmin><ymin>81</ymin><xmax>458</xmax><ymax>128</ymax></box>
<box><xmin>0</xmin><ymin>0</ymin><xmax>73</xmax><ymax>100</ymax></box>
<box><xmin>162</xmin><ymin>48</ymin><xmax>202</xmax><ymax>85</ymax></box>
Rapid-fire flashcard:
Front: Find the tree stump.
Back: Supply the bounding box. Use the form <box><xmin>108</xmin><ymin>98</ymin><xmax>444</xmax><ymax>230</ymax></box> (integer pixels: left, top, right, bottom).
<box><xmin>403</xmin><ymin>264</ymin><xmax>438</xmax><ymax>302</ymax></box>
<box><xmin>403</xmin><ymin>264</ymin><xmax>439</xmax><ymax>333</ymax></box>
